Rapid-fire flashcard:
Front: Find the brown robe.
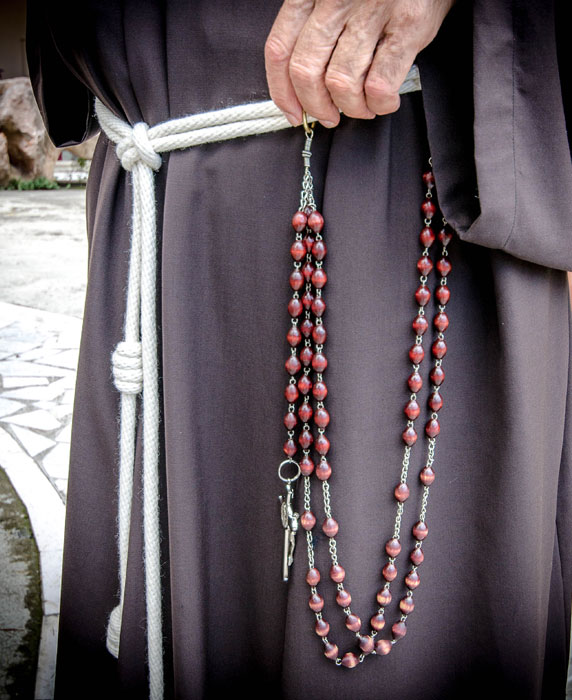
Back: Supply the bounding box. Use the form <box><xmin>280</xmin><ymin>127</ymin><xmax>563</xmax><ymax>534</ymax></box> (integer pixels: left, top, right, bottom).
<box><xmin>27</xmin><ymin>0</ymin><xmax>572</xmax><ymax>697</ymax></box>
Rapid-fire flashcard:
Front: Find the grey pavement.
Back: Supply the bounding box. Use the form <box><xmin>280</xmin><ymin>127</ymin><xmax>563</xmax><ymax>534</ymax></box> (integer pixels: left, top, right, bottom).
<box><xmin>0</xmin><ymin>188</ymin><xmax>86</xmax><ymax>699</ymax></box>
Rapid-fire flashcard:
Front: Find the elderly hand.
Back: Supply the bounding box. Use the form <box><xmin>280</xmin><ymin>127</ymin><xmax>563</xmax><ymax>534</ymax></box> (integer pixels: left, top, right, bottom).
<box><xmin>265</xmin><ymin>0</ymin><xmax>455</xmax><ymax>127</ymax></box>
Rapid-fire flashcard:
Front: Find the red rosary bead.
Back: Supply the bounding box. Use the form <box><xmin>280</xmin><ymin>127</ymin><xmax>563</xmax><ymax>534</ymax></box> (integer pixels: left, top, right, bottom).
<box><xmin>283</xmin><ymin>439</ymin><xmax>296</xmax><ymax>457</ymax></box>
<box><xmin>409</xmin><ymin>344</ymin><xmax>424</xmax><ymax>364</ymax></box>
<box><xmin>413</xmin><ymin>521</ymin><xmax>429</xmax><ymax>540</ymax></box>
<box><xmin>377</xmin><ymin>588</ymin><xmax>392</xmax><ymax>606</ymax></box>
<box><xmin>287</xmin><ymin>326</ymin><xmax>302</xmax><ymax>346</ymax></box>
<box><xmin>284</xmin><ymin>384</ymin><xmax>298</xmax><ymax>402</ymax></box>
<box><xmin>359</xmin><ymin>635</ymin><xmax>375</xmax><ymax>654</ymax></box>
<box><xmin>417</xmin><ymin>256</ymin><xmax>433</xmax><ymax>276</ymax></box>
<box><xmin>399</xmin><ymin>596</ymin><xmax>415</xmax><ymax>614</ymax></box>
<box><xmin>303</xmin><ymin>232</ymin><xmax>315</xmax><ymax>252</ymax></box>
<box><xmin>300</xmin><ymin>318</ymin><xmax>313</xmax><ymax>337</ymax></box>
<box><xmin>301</xmin><ymin>511</ymin><xmax>316</xmax><ymax>530</ymax></box>
<box><xmin>309</xmin><ymin>593</ymin><xmax>324</xmax><ymax>612</ymax></box>
<box><xmin>308</xmin><ymin>210</ymin><xmax>324</xmax><ymax>233</ymax></box>
<box><xmin>322</xmin><ymin>517</ymin><xmax>339</xmax><ymax>537</ymax></box>
<box><xmin>287</xmin><ymin>298</ymin><xmax>303</xmax><ymax>317</ymax></box>
<box><xmin>324</xmin><ymin>642</ymin><xmax>339</xmax><ymax>660</ymax></box>
<box><xmin>311</xmin><ymin>296</ymin><xmax>326</xmax><ymax>316</ymax></box>
<box><xmin>311</xmin><ymin>268</ymin><xmax>327</xmax><ymax>288</ymax></box>
<box><xmin>345</xmin><ymin>614</ymin><xmax>361</xmax><ymax>632</ymax></box>
<box><xmin>298</xmin><ymin>402</ymin><xmax>313</xmax><ymax>422</ymax></box>
<box><xmin>410</xmin><ymin>547</ymin><xmax>424</xmax><ymax>565</ymax></box>
<box><xmin>382</xmin><ymin>563</ymin><xmax>398</xmax><ymax>582</ymax></box>
<box><xmin>435</xmin><ymin>285</ymin><xmax>450</xmax><ymax>304</ymax></box>
<box><xmin>300</xmin><ymin>455</ymin><xmax>314</xmax><ymax>476</ymax></box>
<box><xmin>392</xmin><ymin>621</ymin><xmax>407</xmax><ymax>640</ymax></box>
<box><xmin>436</xmin><ymin>257</ymin><xmax>452</xmax><ymax>276</ymax></box>
<box><xmin>428</xmin><ymin>390</ymin><xmax>443</xmax><ymax>412</ymax></box>
<box><xmin>336</xmin><ymin>589</ymin><xmax>352</xmax><ymax>607</ymax></box>
<box><xmin>312</xmin><ymin>352</ymin><xmax>328</xmax><ymax>372</ymax></box>
<box><xmin>315</xmin><ymin>460</ymin><xmax>332</xmax><ymax>480</ymax></box>
<box><xmin>438</xmin><ymin>227</ymin><xmax>453</xmax><ymax>246</ymax></box>
<box><xmin>302</xmin><ymin>290</ymin><xmax>315</xmax><ymax>309</ymax></box>
<box><xmin>422</xmin><ymin>171</ymin><xmax>435</xmax><ymax>189</ymax></box>
<box><xmin>330</xmin><ymin>564</ymin><xmax>346</xmax><ymax>583</ymax></box>
<box><xmin>312</xmin><ymin>324</ymin><xmax>327</xmax><ymax>344</ymax></box>
<box><xmin>405</xmin><ymin>570</ymin><xmax>421</xmax><ymax>589</ymax></box>
<box><xmin>394</xmin><ymin>483</ymin><xmax>410</xmax><ymax>502</ymax></box>
<box><xmin>290</xmin><ymin>240</ymin><xmax>306</xmax><ymax>260</ymax></box>
<box><xmin>315</xmin><ymin>619</ymin><xmax>330</xmax><ymax>637</ymax></box>
<box><xmin>404</xmin><ymin>400</ymin><xmax>420</xmax><ymax>420</ymax></box>
<box><xmin>429</xmin><ymin>365</ymin><xmax>445</xmax><ymax>386</ymax></box>
<box><xmin>385</xmin><ymin>538</ymin><xmax>402</xmax><ymax>557</ymax></box>
<box><xmin>298</xmin><ymin>374</ymin><xmax>312</xmax><ymax>394</ymax></box>
<box><xmin>415</xmin><ymin>285</ymin><xmax>431</xmax><ymax>306</ymax></box>
<box><xmin>289</xmin><ymin>269</ymin><xmax>304</xmax><ymax>290</ymax></box>
<box><xmin>425</xmin><ymin>418</ymin><xmax>440</xmax><ymax>437</ymax></box>
<box><xmin>432</xmin><ymin>339</ymin><xmax>447</xmax><ymax>359</ymax></box>
<box><xmin>402</xmin><ymin>427</ymin><xmax>418</xmax><ymax>446</ymax></box>
<box><xmin>302</xmin><ymin>261</ymin><xmax>315</xmax><ymax>280</ymax></box>
<box><xmin>412</xmin><ymin>315</ymin><xmax>429</xmax><ymax>335</ymax></box>
<box><xmin>374</xmin><ymin>639</ymin><xmax>393</xmax><ymax>656</ymax></box>
<box><xmin>421</xmin><ymin>199</ymin><xmax>436</xmax><ymax>219</ymax></box>
<box><xmin>292</xmin><ymin>210</ymin><xmax>307</xmax><ymax>232</ymax></box>
<box><xmin>314</xmin><ymin>407</ymin><xmax>330</xmax><ymax>428</ymax></box>
<box><xmin>370</xmin><ymin>613</ymin><xmax>385</xmax><ymax>630</ymax></box>
<box><xmin>315</xmin><ymin>434</ymin><xmax>330</xmax><ymax>454</ymax></box>
<box><xmin>434</xmin><ymin>312</ymin><xmax>449</xmax><ymax>331</ymax></box>
<box><xmin>285</xmin><ymin>355</ymin><xmax>301</xmax><ymax>375</ymax></box>
<box><xmin>420</xmin><ymin>466</ymin><xmax>436</xmax><ymax>485</ymax></box>
<box><xmin>299</xmin><ymin>430</ymin><xmax>313</xmax><ymax>448</ymax></box>
<box><xmin>312</xmin><ymin>239</ymin><xmax>327</xmax><ymax>260</ymax></box>
<box><xmin>283</xmin><ymin>413</ymin><xmax>297</xmax><ymax>430</ymax></box>
<box><xmin>312</xmin><ymin>380</ymin><xmax>328</xmax><ymax>400</ymax></box>
<box><xmin>407</xmin><ymin>371</ymin><xmax>423</xmax><ymax>392</ymax></box>
<box><xmin>306</xmin><ymin>568</ymin><xmax>320</xmax><ymax>586</ymax></box>
<box><xmin>341</xmin><ymin>652</ymin><xmax>359</xmax><ymax>668</ymax></box>
<box><xmin>419</xmin><ymin>226</ymin><xmax>435</xmax><ymax>247</ymax></box>
<box><xmin>299</xmin><ymin>346</ymin><xmax>314</xmax><ymax>366</ymax></box>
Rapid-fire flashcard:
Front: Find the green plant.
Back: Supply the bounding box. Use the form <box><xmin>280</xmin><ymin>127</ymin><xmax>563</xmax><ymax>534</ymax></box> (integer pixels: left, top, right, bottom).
<box><xmin>3</xmin><ymin>177</ymin><xmax>60</xmax><ymax>190</ymax></box>
<box><xmin>77</xmin><ymin>156</ymin><xmax>87</xmax><ymax>168</ymax></box>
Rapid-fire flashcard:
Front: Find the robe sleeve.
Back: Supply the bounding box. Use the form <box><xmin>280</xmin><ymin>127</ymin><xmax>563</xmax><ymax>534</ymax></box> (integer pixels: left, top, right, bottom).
<box><xmin>26</xmin><ymin>0</ymin><xmax>99</xmax><ymax>148</ymax></box>
<box><xmin>419</xmin><ymin>0</ymin><xmax>572</xmax><ymax>272</ymax></box>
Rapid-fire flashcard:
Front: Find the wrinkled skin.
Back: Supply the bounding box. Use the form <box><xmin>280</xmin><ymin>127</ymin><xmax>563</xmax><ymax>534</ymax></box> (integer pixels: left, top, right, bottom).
<box><xmin>265</xmin><ymin>0</ymin><xmax>455</xmax><ymax>126</ymax></box>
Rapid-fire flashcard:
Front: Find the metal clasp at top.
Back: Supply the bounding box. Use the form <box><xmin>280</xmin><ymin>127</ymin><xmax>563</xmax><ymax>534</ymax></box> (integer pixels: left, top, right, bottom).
<box><xmin>278</xmin><ymin>459</ymin><xmax>301</xmax><ymax>582</ymax></box>
<box><xmin>302</xmin><ymin>111</ymin><xmax>315</xmax><ymax>136</ymax></box>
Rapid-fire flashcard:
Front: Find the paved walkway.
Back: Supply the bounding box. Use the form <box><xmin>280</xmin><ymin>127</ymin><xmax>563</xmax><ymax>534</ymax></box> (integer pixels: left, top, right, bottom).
<box><xmin>0</xmin><ymin>301</ymin><xmax>80</xmax><ymax>699</ymax></box>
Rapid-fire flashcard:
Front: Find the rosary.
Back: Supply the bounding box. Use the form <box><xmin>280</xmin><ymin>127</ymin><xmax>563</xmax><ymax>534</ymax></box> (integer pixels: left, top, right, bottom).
<box><xmin>278</xmin><ymin>114</ymin><xmax>453</xmax><ymax>667</ymax></box>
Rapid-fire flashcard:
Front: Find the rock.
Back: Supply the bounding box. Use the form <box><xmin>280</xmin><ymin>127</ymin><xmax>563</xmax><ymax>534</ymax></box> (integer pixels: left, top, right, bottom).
<box><xmin>0</xmin><ymin>132</ymin><xmax>9</xmax><ymax>187</ymax></box>
<box><xmin>0</xmin><ymin>77</ymin><xmax>58</xmax><ymax>181</ymax></box>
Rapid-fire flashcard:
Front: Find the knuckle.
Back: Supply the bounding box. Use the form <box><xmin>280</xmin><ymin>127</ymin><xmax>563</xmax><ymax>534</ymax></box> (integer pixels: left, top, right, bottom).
<box><xmin>264</xmin><ymin>34</ymin><xmax>291</xmax><ymax>65</ymax></box>
<box><xmin>289</xmin><ymin>60</ymin><xmax>321</xmax><ymax>87</ymax></box>
<box><xmin>364</xmin><ymin>75</ymin><xmax>395</xmax><ymax>100</ymax></box>
<box><xmin>324</xmin><ymin>69</ymin><xmax>356</xmax><ymax>96</ymax></box>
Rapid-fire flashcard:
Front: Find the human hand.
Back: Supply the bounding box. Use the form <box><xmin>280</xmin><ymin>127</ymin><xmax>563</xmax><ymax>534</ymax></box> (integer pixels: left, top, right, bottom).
<box><xmin>265</xmin><ymin>0</ymin><xmax>455</xmax><ymax>127</ymax></box>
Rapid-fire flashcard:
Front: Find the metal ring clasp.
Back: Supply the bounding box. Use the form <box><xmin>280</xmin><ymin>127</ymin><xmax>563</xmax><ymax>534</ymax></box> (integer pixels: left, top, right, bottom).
<box><xmin>302</xmin><ymin>111</ymin><xmax>315</xmax><ymax>136</ymax></box>
<box><xmin>278</xmin><ymin>458</ymin><xmax>301</xmax><ymax>484</ymax></box>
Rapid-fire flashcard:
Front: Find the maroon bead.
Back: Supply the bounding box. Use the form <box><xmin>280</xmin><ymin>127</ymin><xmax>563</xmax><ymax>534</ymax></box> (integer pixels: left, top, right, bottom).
<box><xmin>409</xmin><ymin>344</ymin><xmax>425</xmax><ymax>364</ymax></box>
<box><xmin>410</xmin><ymin>547</ymin><xmax>424</xmax><ymax>565</ymax></box>
<box><xmin>385</xmin><ymin>538</ymin><xmax>402</xmax><ymax>558</ymax></box>
<box><xmin>417</xmin><ymin>256</ymin><xmax>433</xmax><ymax>276</ymax></box>
<box><xmin>302</xmin><ymin>261</ymin><xmax>315</xmax><ymax>280</ymax></box>
<box><xmin>303</xmin><ymin>233</ymin><xmax>315</xmax><ymax>252</ymax></box>
<box><xmin>314</xmin><ymin>407</ymin><xmax>330</xmax><ymax>428</ymax></box>
<box><xmin>285</xmin><ymin>355</ymin><xmax>301</xmax><ymax>375</ymax></box>
<box><xmin>287</xmin><ymin>298</ymin><xmax>303</xmax><ymax>318</ymax></box>
<box><xmin>324</xmin><ymin>642</ymin><xmax>339</xmax><ymax>660</ymax></box>
<box><xmin>394</xmin><ymin>483</ymin><xmax>410</xmax><ymax>502</ymax></box>
<box><xmin>413</xmin><ymin>521</ymin><xmax>429</xmax><ymax>540</ymax></box>
<box><xmin>306</xmin><ymin>567</ymin><xmax>320</xmax><ymax>586</ymax></box>
<box><xmin>341</xmin><ymin>652</ymin><xmax>359</xmax><ymax>668</ymax></box>
<box><xmin>292</xmin><ymin>210</ymin><xmax>308</xmax><ymax>232</ymax></box>
<box><xmin>400</xmin><ymin>595</ymin><xmax>415</xmax><ymax>614</ymax></box>
<box><xmin>311</xmin><ymin>268</ymin><xmax>327</xmax><ymax>289</ymax></box>
<box><xmin>412</xmin><ymin>315</ymin><xmax>429</xmax><ymax>335</ymax></box>
<box><xmin>330</xmin><ymin>564</ymin><xmax>346</xmax><ymax>583</ymax></box>
<box><xmin>287</xmin><ymin>326</ymin><xmax>302</xmax><ymax>346</ymax></box>
<box><xmin>432</xmin><ymin>339</ymin><xmax>447</xmax><ymax>359</ymax></box>
<box><xmin>301</xmin><ymin>510</ymin><xmax>316</xmax><ymax>530</ymax></box>
<box><xmin>323</xmin><ymin>517</ymin><xmax>339</xmax><ymax>538</ymax></box>
<box><xmin>311</xmin><ymin>296</ymin><xmax>326</xmax><ymax>317</ymax></box>
<box><xmin>359</xmin><ymin>635</ymin><xmax>375</xmax><ymax>654</ymax></box>
<box><xmin>336</xmin><ymin>589</ymin><xmax>352</xmax><ymax>607</ymax></box>
<box><xmin>425</xmin><ymin>418</ymin><xmax>440</xmax><ymax>438</ymax></box>
<box><xmin>289</xmin><ymin>269</ymin><xmax>304</xmax><ymax>290</ymax></box>
<box><xmin>436</xmin><ymin>257</ymin><xmax>452</xmax><ymax>276</ymax></box>
<box><xmin>301</xmin><ymin>290</ymin><xmax>315</xmax><ymax>310</ymax></box>
<box><xmin>438</xmin><ymin>226</ymin><xmax>453</xmax><ymax>246</ymax></box>
<box><xmin>315</xmin><ymin>434</ymin><xmax>330</xmax><ymax>455</ymax></box>
<box><xmin>299</xmin><ymin>346</ymin><xmax>313</xmax><ymax>367</ymax></box>
<box><xmin>370</xmin><ymin>613</ymin><xmax>385</xmax><ymax>631</ymax></box>
<box><xmin>375</xmin><ymin>639</ymin><xmax>393</xmax><ymax>656</ymax></box>
<box><xmin>312</xmin><ymin>239</ymin><xmax>327</xmax><ymax>260</ymax></box>
<box><xmin>345</xmin><ymin>614</ymin><xmax>361</xmax><ymax>632</ymax></box>
<box><xmin>313</xmin><ymin>380</ymin><xmax>328</xmax><ymax>400</ymax></box>
<box><xmin>404</xmin><ymin>400</ymin><xmax>420</xmax><ymax>420</ymax></box>
<box><xmin>283</xmin><ymin>439</ymin><xmax>296</xmax><ymax>457</ymax></box>
<box><xmin>285</xmin><ymin>384</ymin><xmax>299</xmax><ymax>402</ymax></box>
<box><xmin>315</xmin><ymin>619</ymin><xmax>330</xmax><ymax>637</ymax></box>
<box><xmin>408</xmin><ymin>371</ymin><xmax>423</xmax><ymax>392</ymax></box>
<box><xmin>290</xmin><ymin>240</ymin><xmax>306</xmax><ymax>261</ymax></box>
<box><xmin>422</xmin><ymin>171</ymin><xmax>435</xmax><ymax>189</ymax></box>
<box><xmin>377</xmin><ymin>588</ymin><xmax>392</xmax><ymax>606</ymax></box>
<box><xmin>428</xmin><ymin>390</ymin><xmax>443</xmax><ymax>412</ymax></box>
<box><xmin>315</xmin><ymin>460</ymin><xmax>332</xmax><ymax>480</ymax></box>
<box><xmin>419</xmin><ymin>226</ymin><xmax>435</xmax><ymax>247</ymax></box>
<box><xmin>430</xmin><ymin>365</ymin><xmax>445</xmax><ymax>386</ymax></box>
<box><xmin>298</xmin><ymin>374</ymin><xmax>312</xmax><ymax>394</ymax></box>
<box><xmin>405</xmin><ymin>570</ymin><xmax>421</xmax><ymax>589</ymax></box>
<box><xmin>300</xmin><ymin>456</ymin><xmax>314</xmax><ymax>476</ymax></box>
<box><xmin>402</xmin><ymin>427</ymin><xmax>418</xmax><ymax>446</ymax></box>
<box><xmin>312</xmin><ymin>352</ymin><xmax>328</xmax><ymax>372</ymax></box>
<box><xmin>392</xmin><ymin>621</ymin><xmax>407</xmax><ymax>639</ymax></box>
<box><xmin>434</xmin><ymin>312</ymin><xmax>449</xmax><ymax>332</ymax></box>
<box><xmin>435</xmin><ymin>285</ymin><xmax>450</xmax><ymax>304</ymax></box>
<box><xmin>420</xmin><ymin>466</ymin><xmax>436</xmax><ymax>485</ymax></box>
<box><xmin>382</xmin><ymin>563</ymin><xmax>397</xmax><ymax>582</ymax></box>
<box><xmin>312</xmin><ymin>324</ymin><xmax>327</xmax><ymax>344</ymax></box>
<box><xmin>309</xmin><ymin>592</ymin><xmax>324</xmax><ymax>612</ymax></box>
<box><xmin>298</xmin><ymin>402</ymin><xmax>313</xmax><ymax>422</ymax></box>
<box><xmin>299</xmin><ymin>430</ymin><xmax>313</xmax><ymax>449</ymax></box>
<box><xmin>300</xmin><ymin>318</ymin><xmax>313</xmax><ymax>337</ymax></box>
<box><xmin>415</xmin><ymin>285</ymin><xmax>431</xmax><ymax>306</ymax></box>
<box><xmin>308</xmin><ymin>210</ymin><xmax>324</xmax><ymax>233</ymax></box>
<box><xmin>284</xmin><ymin>412</ymin><xmax>297</xmax><ymax>430</ymax></box>
<box><xmin>421</xmin><ymin>199</ymin><xmax>436</xmax><ymax>219</ymax></box>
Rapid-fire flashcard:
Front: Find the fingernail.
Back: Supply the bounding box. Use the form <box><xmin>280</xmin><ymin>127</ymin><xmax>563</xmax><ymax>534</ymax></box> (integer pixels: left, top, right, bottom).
<box><xmin>321</xmin><ymin>120</ymin><xmax>338</xmax><ymax>129</ymax></box>
<box><xmin>284</xmin><ymin>112</ymin><xmax>302</xmax><ymax>126</ymax></box>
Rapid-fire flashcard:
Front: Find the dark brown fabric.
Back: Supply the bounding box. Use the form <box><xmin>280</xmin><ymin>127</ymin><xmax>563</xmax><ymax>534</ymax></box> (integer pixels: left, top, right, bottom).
<box><xmin>27</xmin><ymin>1</ymin><xmax>572</xmax><ymax>698</ymax></box>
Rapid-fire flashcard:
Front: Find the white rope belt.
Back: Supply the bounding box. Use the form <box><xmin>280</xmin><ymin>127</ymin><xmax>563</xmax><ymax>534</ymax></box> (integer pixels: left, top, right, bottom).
<box><xmin>94</xmin><ymin>64</ymin><xmax>421</xmax><ymax>700</ymax></box>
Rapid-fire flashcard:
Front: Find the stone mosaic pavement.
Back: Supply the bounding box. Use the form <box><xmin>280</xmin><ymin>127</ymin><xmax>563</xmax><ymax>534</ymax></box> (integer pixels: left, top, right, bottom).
<box><xmin>0</xmin><ymin>301</ymin><xmax>80</xmax><ymax>699</ymax></box>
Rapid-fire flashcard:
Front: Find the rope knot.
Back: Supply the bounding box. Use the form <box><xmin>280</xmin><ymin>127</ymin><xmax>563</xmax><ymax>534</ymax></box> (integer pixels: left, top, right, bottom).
<box><xmin>112</xmin><ymin>341</ymin><xmax>143</xmax><ymax>394</ymax></box>
<box><xmin>116</xmin><ymin>122</ymin><xmax>162</xmax><ymax>172</ymax></box>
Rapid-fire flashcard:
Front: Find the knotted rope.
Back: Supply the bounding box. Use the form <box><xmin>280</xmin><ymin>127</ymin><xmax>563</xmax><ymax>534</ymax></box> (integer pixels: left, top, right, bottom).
<box><xmin>94</xmin><ymin>64</ymin><xmax>421</xmax><ymax>700</ymax></box>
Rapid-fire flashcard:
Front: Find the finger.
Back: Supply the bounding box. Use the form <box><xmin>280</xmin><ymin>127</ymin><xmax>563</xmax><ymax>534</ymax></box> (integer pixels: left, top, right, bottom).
<box><xmin>288</xmin><ymin>3</ymin><xmax>351</xmax><ymax>128</ymax></box>
<box><xmin>364</xmin><ymin>31</ymin><xmax>419</xmax><ymax>115</ymax></box>
<box><xmin>323</xmin><ymin>4</ymin><xmax>390</xmax><ymax>120</ymax></box>
<box><xmin>265</xmin><ymin>0</ymin><xmax>315</xmax><ymax>125</ymax></box>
